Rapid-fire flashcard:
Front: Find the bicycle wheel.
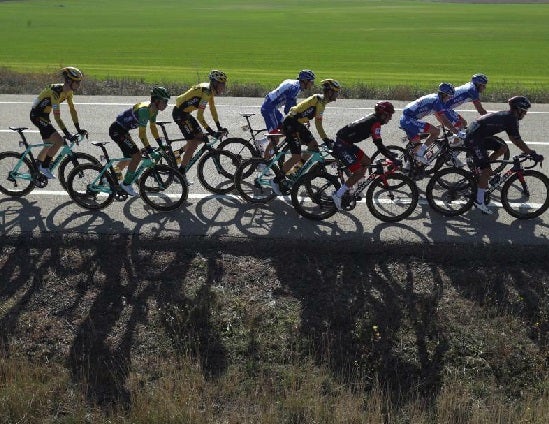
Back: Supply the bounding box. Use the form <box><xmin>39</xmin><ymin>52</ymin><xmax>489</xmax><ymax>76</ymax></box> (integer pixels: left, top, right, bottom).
<box><xmin>66</xmin><ymin>163</ymin><xmax>116</xmax><ymax>210</ymax></box>
<box><xmin>425</xmin><ymin>167</ymin><xmax>476</xmax><ymax>216</ymax></box>
<box><xmin>138</xmin><ymin>164</ymin><xmax>188</xmax><ymax>211</ymax></box>
<box><xmin>58</xmin><ymin>152</ymin><xmax>101</xmax><ymax>190</ymax></box>
<box><xmin>234</xmin><ymin>157</ymin><xmax>280</xmax><ymax>203</ymax></box>
<box><xmin>366</xmin><ymin>173</ymin><xmax>419</xmax><ymax>222</ymax></box>
<box><xmin>370</xmin><ymin>145</ymin><xmax>407</xmax><ymax>164</ymax></box>
<box><xmin>197</xmin><ymin>150</ymin><xmax>239</xmax><ymax>194</ymax></box>
<box><xmin>290</xmin><ymin>171</ymin><xmax>339</xmax><ymax>220</ymax></box>
<box><xmin>0</xmin><ymin>151</ymin><xmax>35</xmax><ymax>196</ymax></box>
<box><xmin>218</xmin><ymin>137</ymin><xmax>259</xmax><ymax>162</ymax></box>
<box><xmin>432</xmin><ymin>146</ymin><xmax>470</xmax><ymax>174</ymax></box>
<box><xmin>500</xmin><ymin>170</ymin><xmax>549</xmax><ymax>219</ymax></box>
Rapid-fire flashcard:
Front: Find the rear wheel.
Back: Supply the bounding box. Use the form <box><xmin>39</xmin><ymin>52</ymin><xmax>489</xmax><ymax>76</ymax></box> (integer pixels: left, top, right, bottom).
<box><xmin>234</xmin><ymin>158</ymin><xmax>279</xmax><ymax>203</ymax></box>
<box><xmin>366</xmin><ymin>173</ymin><xmax>419</xmax><ymax>222</ymax></box>
<box><xmin>425</xmin><ymin>167</ymin><xmax>476</xmax><ymax>216</ymax></box>
<box><xmin>66</xmin><ymin>163</ymin><xmax>116</xmax><ymax>210</ymax></box>
<box><xmin>501</xmin><ymin>170</ymin><xmax>549</xmax><ymax>219</ymax></box>
<box><xmin>138</xmin><ymin>164</ymin><xmax>188</xmax><ymax>211</ymax></box>
<box><xmin>58</xmin><ymin>152</ymin><xmax>101</xmax><ymax>190</ymax></box>
<box><xmin>290</xmin><ymin>171</ymin><xmax>340</xmax><ymax>220</ymax></box>
<box><xmin>0</xmin><ymin>151</ymin><xmax>35</xmax><ymax>196</ymax></box>
<box><xmin>197</xmin><ymin>150</ymin><xmax>239</xmax><ymax>194</ymax></box>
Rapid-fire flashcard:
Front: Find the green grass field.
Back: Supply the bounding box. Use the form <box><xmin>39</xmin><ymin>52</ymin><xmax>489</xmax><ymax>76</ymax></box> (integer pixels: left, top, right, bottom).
<box><xmin>1</xmin><ymin>0</ymin><xmax>549</xmax><ymax>91</ymax></box>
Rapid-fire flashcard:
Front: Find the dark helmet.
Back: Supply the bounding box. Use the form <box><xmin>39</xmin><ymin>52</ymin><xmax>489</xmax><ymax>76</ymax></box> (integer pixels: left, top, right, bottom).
<box><xmin>508</xmin><ymin>95</ymin><xmax>531</xmax><ymax>111</ymax></box>
<box><xmin>298</xmin><ymin>69</ymin><xmax>316</xmax><ymax>81</ymax></box>
<box><xmin>151</xmin><ymin>86</ymin><xmax>170</xmax><ymax>101</ymax></box>
<box><xmin>209</xmin><ymin>70</ymin><xmax>227</xmax><ymax>83</ymax></box>
<box><xmin>61</xmin><ymin>66</ymin><xmax>83</xmax><ymax>81</ymax></box>
<box><xmin>375</xmin><ymin>101</ymin><xmax>395</xmax><ymax>115</ymax></box>
<box><xmin>438</xmin><ymin>82</ymin><xmax>455</xmax><ymax>96</ymax></box>
<box><xmin>471</xmin><ymin>73</ymin><xmax>488</xmax><ymax>85</ymax></box>
<box><xmin>321</xmin><ymin>78</ymin><xmax>341</xmax><ymax>92</ymax></box>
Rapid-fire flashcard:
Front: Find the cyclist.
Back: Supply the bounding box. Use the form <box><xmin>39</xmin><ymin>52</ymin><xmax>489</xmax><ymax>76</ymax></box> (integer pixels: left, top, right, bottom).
<box><xmin>331</xmin><ymin>101</ymin><xmax>397</xmax><ymax>210</ymax></box>
<box><xmin>400</xmin><ymin>83</ymin><xmax>461</xmax><ymax>164</ymax></box>
<box><xmin>260</xmin><ymin>69</ymin><xmax>315</xmax><ymax>159</ymax></box>
<box><xmin>444</xmin><ymin>73</ymin><xmax>489</xmax><ymax>132</ymax></box>
<box><xmin>30</xmin><ymin>66</ymin><xmax>88</xmax><ymax>179</ymax></box>
<box><xmin>464</xmin><ymin>95</ymin><xmax>543</xmax><ymax>215</ymax></box>
<box><xmin>172</xmin><ymin>70</ymin><xmax>228</xmax><ymax>176</ymax></box>
<box><xmin>108</xmin><ymin>86</ymin><xmax>170</xmax><ymax>196</ymax></box>
<box><xmin>270</xmin><ymin>78</ymin><xmax>341</xmax><ymax>196</ymax></box>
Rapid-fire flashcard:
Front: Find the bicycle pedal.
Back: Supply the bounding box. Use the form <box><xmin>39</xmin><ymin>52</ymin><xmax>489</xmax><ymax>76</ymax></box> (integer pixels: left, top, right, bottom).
<box><xmin>114</xmin><ymin>189</ymin><xmax>129</xmax><ymax>201</ymax></box>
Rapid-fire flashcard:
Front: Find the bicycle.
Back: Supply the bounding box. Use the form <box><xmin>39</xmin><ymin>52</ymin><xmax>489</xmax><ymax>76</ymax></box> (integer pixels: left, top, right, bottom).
<box><xmin>426</xmin><ymin>153</ymin><xmax>548</xmax><ymax>219</ymax></box>
<box><xmin>65</xmin><ymin>142</ymin><xmax>188</xmax><ymax>211</ymax></box>
<box><xmin>290</xmin><ymin>157</ymin><xmax>419</xmax><ymax>222</ymax></box>
<box><xmin>0</xmin><ymin>127</ymin><xmax>98</xmax><ymax>196</ymax></box>
<box><xmin>153</xmin><ymin>121</ymin><xmax>240</xmax><ymax>194</ymax></box>
<box><xmin>234</xmin><ymin>139</ymin><xmax>335</xmax><ymax>204</ymax></box>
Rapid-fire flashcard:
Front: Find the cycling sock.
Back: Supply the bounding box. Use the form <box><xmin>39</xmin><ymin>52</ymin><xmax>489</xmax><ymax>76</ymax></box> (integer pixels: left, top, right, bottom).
<box><xmin>336</xmin><ymin>184</ymin><xmax>348</xmax><ymax>197</ymax></box>
<box><xmin>476</xmin><ymin>188</ymin><xmax>486</xmax><ymax>204</ymax></box>
<box><xmin>123</xmin><ymin>170</ymin><xmax>136</xmax><ymax>185</ymax></box>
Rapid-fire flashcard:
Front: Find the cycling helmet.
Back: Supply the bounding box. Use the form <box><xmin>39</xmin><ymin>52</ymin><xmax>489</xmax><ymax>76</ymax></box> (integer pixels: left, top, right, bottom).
<box><xmin>62</xmin><ymin>66</ymin><xmax>83</xmax><ymax>81</ymax></box>
<box><xmin>298</xmin><ymin>69</ymin><xmax>316</xmax><ymax>81</ymax></box>
<box><xmin>209</xmin><ymin>70</ymin><xmax>227</xmax><ymax>83</ymax></box>
<box><xmin>438</xmin><ymin>82</ymin><xmax>455</xmax><ymax>96</ymax></box>
<box><xmin>375</xmin><ymin>101</ymin><xmax>395</xmax><ymax>115</ymax></box>
<box><xmin>151</xmin><ymin>86</ymin><xmax>170</xmax><ymax>101</ymax></box>
<box><xmin>321</xmin><ymin>79</ymin><xmax>341</xmax><ymax>92</ymax></box>
<box><xmin>508</xmin><ymin>95</ymin><xmax>531</xmax><ymax>110</ymax></box>
<box><xmin>471</xmin><ymin>73</ymin><xmax>488</xmax><ymax>85</ymax></box>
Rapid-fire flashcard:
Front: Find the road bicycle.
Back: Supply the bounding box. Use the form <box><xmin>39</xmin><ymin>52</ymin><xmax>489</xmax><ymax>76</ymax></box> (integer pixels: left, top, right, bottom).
<box><xmin>65</xmin><ymin>141</ymin><xmax>188</xmax><ymax>211</ymax></box>
<box><xmin>153</xmin><ymin>121</ymin><xmax>241</xmax><ymax>194</ymax></box>
<box><xmin>426</xmin><ymin>153</ymin><xmax>548</xmax><ymax>219</ymax></box>
<box><xmin>0</xmin><ymin>127</ymin><xmax>98</xmax><ymax>196</ymax></box>
<box><xmin>234</xmin><ymin>139</ymin><xmax>335</xmax><ymax>203</ymax></box>
<box><xmin>290</xmin><ymin>157</ymin><xmax>419</xmax><ymax>222</ymax></box>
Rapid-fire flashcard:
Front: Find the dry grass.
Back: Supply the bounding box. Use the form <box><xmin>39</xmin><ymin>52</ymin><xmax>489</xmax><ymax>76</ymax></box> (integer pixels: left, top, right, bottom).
<box><xmin>0</xmin><ymin>234</ymin><xmax>548</xmax><ymax>423</ymax></box>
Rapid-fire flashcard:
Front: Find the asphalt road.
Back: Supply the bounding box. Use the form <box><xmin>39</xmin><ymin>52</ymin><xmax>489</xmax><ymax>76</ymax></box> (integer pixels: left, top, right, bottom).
<box><xmin>0</xmin><ymin>94</ymin><xmax>548</xmax><ymax>245</ymax></box>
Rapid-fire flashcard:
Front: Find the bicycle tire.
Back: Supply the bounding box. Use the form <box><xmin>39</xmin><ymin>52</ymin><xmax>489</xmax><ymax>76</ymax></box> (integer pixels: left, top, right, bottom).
<box><xmin>234</xmin><ymin>157</ymin><xmax>280</xmax><ymax>203</ymax></box>
<box><xmin>425</xmin><ymin>167</ymin><xmax>476</xmax><ymax>216</ymax></box>
<box><xmin>290</xmin><ymin>171</ymin><xmax>339</xmax><ymax>220</ymax></box>
<box><xmin>370</xmin><ymin>145</ymin><xmax>407</xmax><ymax>164</ymax></box>
<box><xmin>138</xmin><ymin>164</ymin><xmax>188</xmax><ymax>211</ymax></box>
<box><xmin>366</xmin><ymin>173</ymin><xmax>419</xmax><ymax>222</ymax></box>
<box><xmin>58</xmin><ymin>152</ymin><xmax>101</xmax><ymax>190</ymax></box>
<box><xmin>66</xmin><ymin>163</ymin><xmax>116</xmax><ymax>210</ymax></box>
<box><xmin>432</xmin><ymin>146</ymin><xmax>470</xmax><ymax>174</ymax></box>
<box><xmin>218</xmin><ymin>137</ymin><xmax>259</xmax><ymax>162</ymax></box>
<box><xmin>197</xmin><ymin>150</ymin><xmax>239</xmax><ymax>194</ymax></box>
<box><xmin>0</xmin><ymin>151</ymin><xmax>35</xmax><ymax>196</ymax></box>
<box><xmin>500</xmin><ymin>170</ymin><xmax>549</xmax><ymax>219</ymax></box>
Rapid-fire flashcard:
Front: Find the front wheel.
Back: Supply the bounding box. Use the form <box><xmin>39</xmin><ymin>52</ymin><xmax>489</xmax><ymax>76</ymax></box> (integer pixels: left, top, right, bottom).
<box><xmin>58</xmin><ymin>152</ymin><xmax>101</xmax><ymax>190</ymax></box>
<box><xmin>197</xmin><ymin>150</ymin><xmax>239</xmax><ymax>194</ymax></box>
<box><xmin>218</xmin><ymin>137</ymin><xmax>259</xmax><ymax>162</ymax></box>
<box><xmin>234</xmin><ymin>158</ymin><xmax>280</xmax><ymax>203</ymax></box>
<box><xmin>0</xmin><ymin>151</ymin><xmax>35</xmax><ymax>196</ymax></box>
<box><xmin>290</xmin><ymin>171</ymin><xmax>340</xmax><ymax>220</ymax></box>
<box><xmin>366</xmin><ymin>173</ymin><xmax>419</xmax><ymax>222</ymax></box>
<box><xmin>66</xmin><ymin>163</ymin><xmax>116</xmax><ymax>210</ymax></box>
<box><xmin>425</xmin><ymin>167</ymin><xmax>476</xmax><ymax>216</ymax></box>
<box><xmin>501</xmin><ymin>170</ymin><xmax>549</xmax><ymax>219</ymax></box>
<box><xmin>138</xmin><ymin>164</ymin><xmax>188</xmax><ymax>211</ymax></box>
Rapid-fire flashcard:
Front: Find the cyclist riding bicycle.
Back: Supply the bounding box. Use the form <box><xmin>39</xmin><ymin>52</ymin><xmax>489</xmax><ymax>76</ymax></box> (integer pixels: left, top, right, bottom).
<box><xmin>260</xmin><ymin>69</ymin><xmax>316</xmax><ymax>159</ymax></box>
<box><xmin>444</xmin><ymin>73</ymin><xmax>489</xmax><ymax>132</ymax></box>
<box><xmin>108</xmin><ymin>86</ymin><xmax>170</xmax><ymax>196</ymax></box>
<box><xmin>400</xmin><ymin>82</ymin><xmax>461</xmax><ymax>164</ymax></box>
<box><xmin>270</xmin><ymin>78</ymin><xmax>341</xmax><ymax>196</ymax></box>
<box><xmin>464</xmin><ymin>95</ymin><xmax>543</xmax><ymax>215</ymax></box>
<box><xmin>30</xmin><ymin>66</ymin><xmax>88</xmax><ymax>179</ymax></box>
<box><xmin>331</xmin><ymin>101</ymin><xmax>397</xmax><ymax>210</ymax></box>
<box><xmin>172</xmin><ymin>70</ymin><xmax>228</xmax><ymax>176</ymax></box>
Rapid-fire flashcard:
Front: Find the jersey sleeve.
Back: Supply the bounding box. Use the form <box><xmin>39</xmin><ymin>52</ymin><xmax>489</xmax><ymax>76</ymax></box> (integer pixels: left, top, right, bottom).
<box><xmin>314</xmin><ymin>99</ymin><xmax>328</xmax><ymax>140</ymax></box>
<box><xmin>51</xmin><ymin>91</ymin><xmax>68</xmax><ymax>131</ymax></box>
<box><xmin>66</xmin><ymin>91</ymin><xmax>79</xmax><ymax>126</ymax></box>
<box><xmin>136</xmin><ymin>107</ymin><xmax>152</xmax><ymax>146</ymax></box>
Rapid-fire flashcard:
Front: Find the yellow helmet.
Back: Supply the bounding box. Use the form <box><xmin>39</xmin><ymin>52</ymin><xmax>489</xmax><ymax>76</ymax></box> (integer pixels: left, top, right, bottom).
<box><xmin>321</xmin><ymin>79</ymin><xmax>341</xmax><ymax>92</ymax></box>
<box><xmin>61</xmin><ymin>66</ymin><xmax>83</xmax><ymax>81</ymax></box>
<box><xmin>209</xmin><ymin>70</ymin><xmax>227</xmax><ymax>83</ymax></box>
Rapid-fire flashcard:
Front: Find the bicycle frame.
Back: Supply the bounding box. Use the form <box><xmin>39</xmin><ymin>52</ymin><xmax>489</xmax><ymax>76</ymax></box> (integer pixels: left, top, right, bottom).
<box><xmin>341</xmin><ymin>160</ymin><xmax>400</xmax><ymax>200</ymax></box>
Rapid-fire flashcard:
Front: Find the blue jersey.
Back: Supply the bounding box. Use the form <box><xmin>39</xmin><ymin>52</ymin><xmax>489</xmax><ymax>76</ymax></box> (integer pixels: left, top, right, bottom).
<box><xmin>263</xmin><ymin>79</ymin><xmax>301</xmax><ymax>114</ymax></box>
<box><xmin>445</xmin><ymin>82</ymin><xmax>479</xmax><ymax>110</ymax></box>
<box><xmin>402</xmin><ymin>93</ymin><xmax>445</xmax><ymax>120</ymax></box>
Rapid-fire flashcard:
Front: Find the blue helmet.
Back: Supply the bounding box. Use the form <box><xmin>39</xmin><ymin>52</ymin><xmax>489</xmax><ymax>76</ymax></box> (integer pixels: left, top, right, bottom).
<box><xmin>471</xmin><ymin>73</ymin><xmax>488</xmax><ymax>85</ymax></box>
<box><xmin>438</xmin><ymin>82</ymin><xmax>455</xmax><ymax>96</ymax></box>
<box><xmin>298</xmin><ymin>69</ymin><xmax>316</xmax><ymax>81</ymax></box>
